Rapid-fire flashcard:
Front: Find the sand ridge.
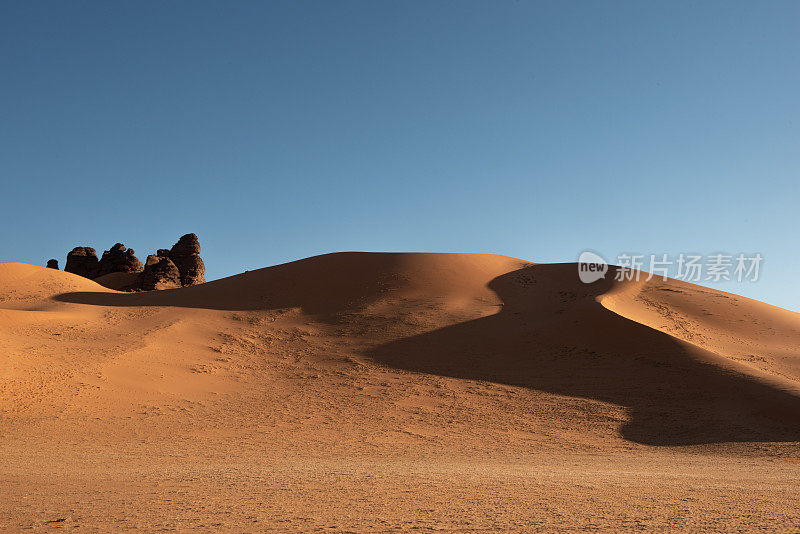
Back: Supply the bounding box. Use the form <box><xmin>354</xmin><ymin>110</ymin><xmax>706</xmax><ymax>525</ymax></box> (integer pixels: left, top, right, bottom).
<box><xmin>1</xmin><ymin>253</ymin><xmax>799</xmax><ymax>531</ymax></box>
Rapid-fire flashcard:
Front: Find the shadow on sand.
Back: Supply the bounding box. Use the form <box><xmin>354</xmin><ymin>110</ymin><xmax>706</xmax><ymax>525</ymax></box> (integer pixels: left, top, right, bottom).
<box><xmin>366</xmin><ymin>264</ymin><xmax>800</xmax><ymax>446</ymax></box>
<box><xmin>54</xmin><ymin>259</ymin><xmax>800</xmax><ymax>446</ymax></box>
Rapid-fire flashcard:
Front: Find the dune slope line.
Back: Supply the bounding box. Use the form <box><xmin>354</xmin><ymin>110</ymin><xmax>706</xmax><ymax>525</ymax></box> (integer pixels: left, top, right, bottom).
<box><xmin>2</xmin><ymin>253</ymin><xmax>799</xmax><ymax>531</ymax></box>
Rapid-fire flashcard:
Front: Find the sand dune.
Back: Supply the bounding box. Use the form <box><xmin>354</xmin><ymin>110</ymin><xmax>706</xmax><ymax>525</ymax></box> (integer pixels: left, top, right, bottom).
<box><xmin>2</xmin><ymin>253</ymin><xmax>799</xmax><ymax>531</ymax></box>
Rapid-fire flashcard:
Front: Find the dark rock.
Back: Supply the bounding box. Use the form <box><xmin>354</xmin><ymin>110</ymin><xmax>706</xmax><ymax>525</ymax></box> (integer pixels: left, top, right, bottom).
<box><xmin>170</xmin><ymin>233</ymin><xmax>201</xmax><ymax>256</ymax></box>
<box><xmin>97</xmin><ymin>243</ymin><xmax>143</xmax><ymax>277</ymax></box>
<box><xmin>171</xmin><ymin>255</ymin><xmax>205</xmax><ymax>286</ymax></box>
<box><xmin>169</xmin><ymin>233</ymin><xmax>205</xmax><ymax>286</ymax></box>
<box><xmin>60</xmin><ymin>235</ymin><xmax>206</xmax><ymax>289</ymax></box>
<box><xmin>46</xmin><ymin>259</ymin><xmax>59</xmax><ymax>269</ymax></box>
<box><xmin>64</xmin><ymin>247</ymin><xmax>99</xmax><ymax>278</ymax></box>
<box><xmin>141</xmin><ymin>255</ymin><xmax>182</xmax><ymax>291</ymax></box>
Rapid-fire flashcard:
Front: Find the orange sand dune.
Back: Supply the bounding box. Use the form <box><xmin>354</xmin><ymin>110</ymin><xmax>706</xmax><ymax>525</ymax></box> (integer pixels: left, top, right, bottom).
<box><xmin>2</xmin><ymin>253</ymin><xmax>799</xmax><ymax>531</ymax></box>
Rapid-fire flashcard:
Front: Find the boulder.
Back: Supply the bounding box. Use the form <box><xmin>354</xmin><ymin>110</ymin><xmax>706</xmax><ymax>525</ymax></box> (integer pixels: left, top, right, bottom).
<box><xmin>169</xmin><ymin>233</ymin><xmax>205</xmax><ymax>286</ymax></box>
<box><xmin>171</xmin><ymin>255</ymin><xmax>205</xmax><ymax>286</ymax></box>
<box><xmin>59</xmin><ymin>235</ymin><xmax>205</xmax><ymax>288</ymax></box>
<box><xmin>64</xmin><ymin>247</ymin><xmax>99</xmax><ymax>278</ymax></box>
<box><xmin>97</xmin><ymin>243</ymin><xmax>144</xmax><ymax>277</ymax></box>
<box><xmin>170</xmin><ymin>233</ymin><xmax>201</xmax><ymax>256</ymax></box>
<box><xmin>141</xmin><ymin>255</ymin><xmax>182</xmax><ymax>290</ymax></box>
<box><xmin>46</xmin><ymin>259</ymin><xmax>59</xmax><ymax>270</ymax></box>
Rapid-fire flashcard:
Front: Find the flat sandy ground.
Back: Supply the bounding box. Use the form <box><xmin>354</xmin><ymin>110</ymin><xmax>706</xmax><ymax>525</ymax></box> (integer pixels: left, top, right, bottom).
<box><xmin>5</xmin><ymin>448</ymin><xmax>800</xmax><ymax>531</ymax></box>
<box><xmin>2</xmin><ymin>253</ymin><xmax>799</xmax><ymax>531</ymax></box>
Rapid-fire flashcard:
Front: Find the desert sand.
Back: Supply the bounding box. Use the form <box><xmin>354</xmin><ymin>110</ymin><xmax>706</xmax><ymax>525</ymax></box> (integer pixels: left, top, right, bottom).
<box><xmin>1</xmin><ymin>252</ymin><xmax>799</xmax><ymax>531</ymax></box>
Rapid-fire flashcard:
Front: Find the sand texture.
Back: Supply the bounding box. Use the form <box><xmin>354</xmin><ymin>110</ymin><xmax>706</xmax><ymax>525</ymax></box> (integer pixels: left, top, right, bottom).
<box><xmin>2</xmin><ymin>253</ymin><xmax>799</xmax><ymax>531</ymax></box>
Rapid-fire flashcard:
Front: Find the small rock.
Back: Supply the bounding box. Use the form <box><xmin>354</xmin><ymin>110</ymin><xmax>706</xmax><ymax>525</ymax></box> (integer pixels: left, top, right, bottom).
<box><xmin>97</xmin><ymin>243</ymin><xmax>143</xmax><ymax>277</ymax></box>
<box><xmin>169</xmin><ymin>233</ymin><xmax>205</xmax><ymax>286</ymax></box>
<box><xmin>64</xmin><ymin>247</ymin><xmax>99</xmax><ymax>278</ymax></box>
<box><xmin>141</xmin><ymin>256</ymin><xmax>182</xmax><ymax>290</ymax></box>
<box><xmin>170</xmin><ymin>233</ymin><xmax>202</xmax><ymax>256</ymax></box>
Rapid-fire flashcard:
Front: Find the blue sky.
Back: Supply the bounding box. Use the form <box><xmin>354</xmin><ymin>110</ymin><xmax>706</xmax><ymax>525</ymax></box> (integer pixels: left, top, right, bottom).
<box><xmin>1</xmin><ymin>1</ymin><xmax>798</xmax><ymax>310</ymax></box>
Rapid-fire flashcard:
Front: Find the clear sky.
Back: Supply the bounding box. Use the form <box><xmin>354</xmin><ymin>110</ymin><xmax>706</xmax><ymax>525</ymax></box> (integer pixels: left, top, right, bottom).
<box><xmin>2</xmin><ymin>1</ymin><xmax>798</xmax><ymax>310</ymax></box>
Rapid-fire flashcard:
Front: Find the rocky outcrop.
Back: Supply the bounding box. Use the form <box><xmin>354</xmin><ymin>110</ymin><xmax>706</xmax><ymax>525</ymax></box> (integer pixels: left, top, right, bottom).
<box><xmin>141</xmin><ymin>255</ymin><xmax>182</xmax><ymax>290</ymax></box>
<box><xmin>169</xmin><ymin>234</ymin><xmax>205</xmax><ymax>286</ymax></box>
<box><xmin>59</xmin><ymin>234</ymin><xmax>205</xmax><ymax>291</ymax></box>
<box><xmin>46</xmin><ymin>259</ymin><xmax>59</xmax><ymax>270</ymax></box>
<box><xmin>64</xmin><ymin>247</ymin><xmax>99</xmax><ymax>278</ymax></box>
<box><xmin>169</xmin><ymin>234</ymin><xmax>201</xmax><ymax>256</ymax></box>
<box><xmin>97</xmin><ymin>244</ymin><xmax>144</xmax><ymax>277</ymax></box>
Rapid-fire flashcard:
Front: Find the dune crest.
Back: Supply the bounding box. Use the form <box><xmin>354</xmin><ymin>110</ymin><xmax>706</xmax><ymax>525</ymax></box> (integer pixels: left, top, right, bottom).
<box><xmin>3</xmin><ymin>253</ymin><xmax>800</xmax><ymax>442</ymax></box>
<box><xmin>2</xmin><ymin>253</ymin><xmax>800</xmax><ymax>530</ymax></box>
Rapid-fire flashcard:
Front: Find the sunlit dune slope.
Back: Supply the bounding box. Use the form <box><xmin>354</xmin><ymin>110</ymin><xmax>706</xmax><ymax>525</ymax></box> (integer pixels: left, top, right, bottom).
<box><xmin>54</xmin><ymin>252</ymin><xmax>529</xmax><ymax>313</ymax></box>
<box><xmin>2</xmin><ymin>253</ymin><xmax>800</xmax><ymax>452</ymax></box>
<box><xmin>600</xmin><ymin>276</ymin><xmax>800</xmax><ymax>388</ymax></box>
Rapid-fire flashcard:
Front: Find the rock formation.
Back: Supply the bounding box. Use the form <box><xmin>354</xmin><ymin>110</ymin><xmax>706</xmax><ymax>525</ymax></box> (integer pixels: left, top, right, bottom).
<box><xmin>64</xmin><ymin>247</ymin><xmax>100</xmax><ymax>278</ymax></box>
<box><xmin>59</xmin><ymin>235</ymin><xmax>205</xmax><ymax>291</ymax></box>
<box><xmin>46</xmin><ymin>259</ymin><xmax>59</xmax><ymax>269</ymax></box>
<box><xmin>141</xmin><ymin>255</ymin><xmax>182</xmax><ymax>290</ymax></box>
<box><xmin>169</xmin><ymin>233</ymin><xmax>206</xmax><ymax>286</ymax></box>
<box><xmin>97</xmin><ymin>244</ymin><xmax>144</xmax><ymax>277</ymax></box>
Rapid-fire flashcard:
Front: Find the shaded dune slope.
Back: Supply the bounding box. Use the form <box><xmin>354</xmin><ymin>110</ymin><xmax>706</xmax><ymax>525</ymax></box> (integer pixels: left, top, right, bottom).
<box><xmin>12</xmin><ymin>252</ymin><xmax>800</xmax><ymax>446</ymax></box>
<box><xmin>53</xmin><ymin>252</ymin><xmax>524</xmax><ymax>314</ymax></box>
<box><xmin>368</xmin><ymin>263</ymin><xmax>800</xmax><ymax>445</ymax></box>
